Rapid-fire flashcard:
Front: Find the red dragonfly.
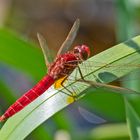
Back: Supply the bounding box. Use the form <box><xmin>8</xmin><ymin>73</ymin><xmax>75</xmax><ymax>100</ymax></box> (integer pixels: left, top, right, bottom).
<box><xmin>1</xmin><ymin>19</ymin><xmax>140</xmax><ymax>123</ymax></box>
<box><xmin>0</xmin><ymin>19</ymin><xmax>90</xmax><ymax>122</ymax></box>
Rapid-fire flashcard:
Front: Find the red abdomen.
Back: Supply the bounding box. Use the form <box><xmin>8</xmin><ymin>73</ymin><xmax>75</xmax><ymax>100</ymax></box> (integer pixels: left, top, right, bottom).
<box><xmin>0</xmin><ymin>75</ymin><xmax>54</xmax><ymax>121</ymax></box>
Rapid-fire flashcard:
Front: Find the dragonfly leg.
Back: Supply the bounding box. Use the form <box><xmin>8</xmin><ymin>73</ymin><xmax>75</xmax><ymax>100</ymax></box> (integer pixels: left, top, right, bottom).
<box><xmin>60</xmin><ymin>76</ymin><xmax>78</xmax><ymax>100</ymax></box>
<box><xmin>77</xmin><ymin>65</ymin><xmax>101</xmax><ymax>82</ymax></box>
<box><xmin>77</xmin><ymin>66</ymin><xmax>101</xmax><ymax>89</ymax></box>
<box><xmin>77</xmin><ymin>66</ymin><xmax>85</xmax><ymax>81</ymax></box>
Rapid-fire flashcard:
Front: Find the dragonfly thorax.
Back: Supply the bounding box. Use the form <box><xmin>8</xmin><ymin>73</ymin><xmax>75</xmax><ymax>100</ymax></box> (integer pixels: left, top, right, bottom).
<box><xmin>48</xmin><ymin>45</ymin><xmax>90</xmax><ymax>80</ymax></box>
<box><xmin>48</xmin><ymin>52</ymin><xmax>79</xmax><ymax>80</ymax></box>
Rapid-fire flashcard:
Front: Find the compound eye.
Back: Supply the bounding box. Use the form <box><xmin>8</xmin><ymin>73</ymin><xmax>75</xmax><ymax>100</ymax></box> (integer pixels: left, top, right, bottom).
<box><xmin>81</xmin><ymin>51</ymin><xmax>88</xmax><ymax>60</ymax></box>
<box><xmin>81</xmin><ymin>45</ymin><xmax>90</xmax><ymax>58</ymax></box>
<box><xmin>73</xmin><ymin>45</ymin><xmax>90</xmax><ymax>60</ymax></box>
<box><xmin>79</xmin><ymin>45</ymin><xmax>90</xmax><ymax>60</ymax></box>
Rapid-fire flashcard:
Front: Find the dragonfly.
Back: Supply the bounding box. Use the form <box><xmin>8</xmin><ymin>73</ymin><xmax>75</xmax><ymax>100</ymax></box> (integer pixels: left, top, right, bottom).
<box><xmin>0</xmin><ymin>19</ymin><xmax>140</xmax><ymax>123</ymax></box>
<box><xmin>0</xmin><ymin>19</ymin><xmax>91</xmax><ymax>122</ymax></box>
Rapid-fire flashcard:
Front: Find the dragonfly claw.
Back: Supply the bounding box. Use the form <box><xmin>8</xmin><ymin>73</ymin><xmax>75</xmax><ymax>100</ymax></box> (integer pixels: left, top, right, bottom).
<box><xmin>66</xmin><ymin>93</ymin><xmax>78</xmax><ymax>104</ymax></box>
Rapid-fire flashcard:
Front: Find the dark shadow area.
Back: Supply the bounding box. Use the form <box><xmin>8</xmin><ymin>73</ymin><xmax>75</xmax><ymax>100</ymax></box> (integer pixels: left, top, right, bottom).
<box><xmin>124</xmin><ymin>39</ymin><xmax>140</xmax><ymax>54</ymax></box>
<box><xmin>98</xmin><ymin>72</ymin><xmax>118</xmax><ymax>83</ymax></box>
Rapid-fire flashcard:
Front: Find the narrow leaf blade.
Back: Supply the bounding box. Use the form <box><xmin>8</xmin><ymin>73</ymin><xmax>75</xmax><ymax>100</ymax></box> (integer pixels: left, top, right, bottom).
<box><xmin>1</xmin><ymin>36</ymin><xmax>140</xmax><ymax>139</ymax></box>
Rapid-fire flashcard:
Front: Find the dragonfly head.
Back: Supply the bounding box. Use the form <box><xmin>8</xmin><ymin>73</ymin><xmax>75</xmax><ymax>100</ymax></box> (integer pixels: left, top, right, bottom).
<box><xmin>73</xmin><ymin>45</ymin><xmax>90</xmax><ymax>60</ymax></box>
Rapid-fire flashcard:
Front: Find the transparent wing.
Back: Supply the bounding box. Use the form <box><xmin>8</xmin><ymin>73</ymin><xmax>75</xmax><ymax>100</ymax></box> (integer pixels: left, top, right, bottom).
<box><xmin>82</xmin><ymin>61</ymin><xmax>140</xmax><ymax>82</ymax></box>
<box><xmin>56</xmin><ymin>19</ymin><xmax>80</xmax><ymax>56</ymax></box>
<box><xmin>78</xmin><ymin>79</ymin><xmax>140</xmax><ymax>95</ymax></box>
<box><xmin>53</xmin><ymin>59</ymin><xmax>140</xmax><ymax>124</ymax></box>
<box><xmin>57</xmin><ymin>59</ymin><xmax>140</xmax><ymax>95</ymax></box>
<box><xmin>78</xmin><ymin>106</ymin><xmax>106</xmax><ymax>124</ymax></box>
<box><xmin>64</xmin><ymin>60</ymin><xmax>140</xmax><ymax>82</ymax></box>
<box><xmin>37</xmin><ymin>33</ymin><xmax>54</xmax><ymax>66</ymax></box>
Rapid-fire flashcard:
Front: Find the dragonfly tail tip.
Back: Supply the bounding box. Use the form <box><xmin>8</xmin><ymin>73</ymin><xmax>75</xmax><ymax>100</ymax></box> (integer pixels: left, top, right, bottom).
<box><xmin>0</xmin><ymin>115</ymin><xmax>6</xmax><ymax>122</ymax></box>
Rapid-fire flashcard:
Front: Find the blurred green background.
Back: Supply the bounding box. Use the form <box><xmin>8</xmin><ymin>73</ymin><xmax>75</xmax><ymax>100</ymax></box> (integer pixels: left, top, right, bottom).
<box><xmin>0</xmin><ymin>0</ymin><xmax>140</xmax><ymax>140</ymax></box>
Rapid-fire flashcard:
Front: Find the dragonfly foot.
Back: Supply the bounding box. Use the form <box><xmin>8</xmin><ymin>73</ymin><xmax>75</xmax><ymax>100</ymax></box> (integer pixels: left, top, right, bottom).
<box><xmin>66</xmin><ymin>93</ymin><xmax>78</xmax><ymax>104</ymax></box>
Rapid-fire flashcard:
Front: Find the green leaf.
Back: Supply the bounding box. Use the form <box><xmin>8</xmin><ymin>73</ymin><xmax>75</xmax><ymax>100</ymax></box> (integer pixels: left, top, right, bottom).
<box><xmin>90</xmin><ymin>123</ymin><xmax>129</xmax><ymax>140</ymax></box>
<box><xmin>0</xmin><ymin>28</ymin><xmax>46</xmax><ymax>80</ymax></box>
<box><xmin>115</xmin><ymin>1</ymin><xmax>140</xmax><ymax>140</ymax></box>
<box><xmin>116</xmin><ymin>0</ymin><xmax>136</xmax><ymax>41</ymax></box>
<box><xmin>0</xmin><ymin>28</ymin><xmax>126</xmax><ymax>121</ymax></box>
<box><xmin>1</xmin><ymin>36</ymin><xmax>140</xmax><ymax>139</ymax></box>
<box><xmin>123</xmin><ymin>71</ymin><xmax>140</xmax><ymax>140</ymax></box>
<box><xmin>125</xmin><ymin>99</ymin><xmax>140</xmax><ymax>140</ymax></box>
<box><xmin>80</xmin><ymin>89</ymin><xmax>125</xmax><ymax>121</ymax></box>
<box><xmin>0</xmin><ymin>80</ymin><xmax>15</xmax><ymax>105</ymax></box>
